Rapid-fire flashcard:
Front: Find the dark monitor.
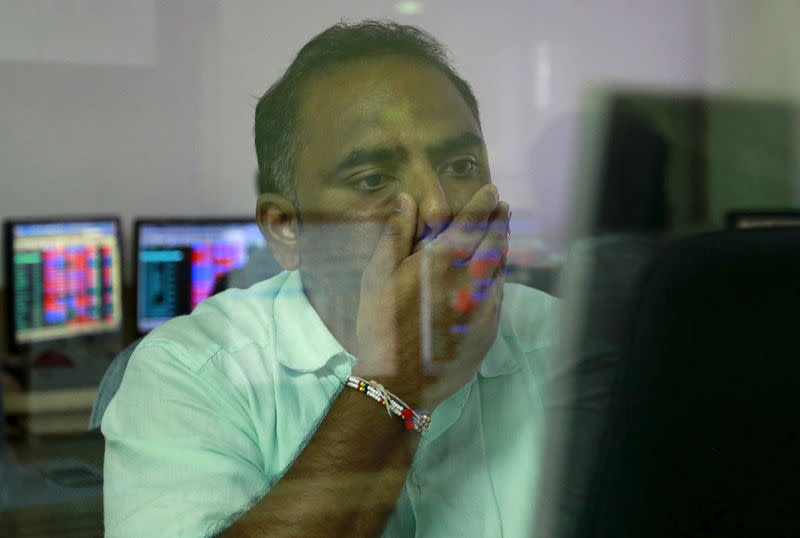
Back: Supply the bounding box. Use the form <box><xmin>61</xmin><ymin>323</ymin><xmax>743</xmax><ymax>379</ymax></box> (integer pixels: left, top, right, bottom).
<box><xmin>134</xmin><ymin>218</ymin><xmax>268</xmax><ymax>333</ymax></box>
<box><xmin>570</xmin><ymin>90</ymin><xmax>798</xmax><ymax>241</ymax></box>
<box><xmin>3</xmin><ymin>217</ymin><xmax>123</xmax><ymax>353</ymax></box>
<box><xmin>544</xmin><ymin>89</ymin><xmax>799</xmax><ymax>537</ymax></box>
<box><xmin>726</xmin><ymin>210</ymin><xmax>800</xmax><ymax>229</ymax></box>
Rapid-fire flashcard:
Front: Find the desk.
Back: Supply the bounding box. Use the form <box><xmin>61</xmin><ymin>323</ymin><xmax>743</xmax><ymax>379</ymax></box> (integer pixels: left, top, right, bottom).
<box><xmin>3</xmin><ymin>384</ymin><xmax>97</xmax><ymax>436</ymax></box>
<box><xmin>1</xmin><ymin>499</ymin><xmax>103</xmax><ymax>537</ymax></box>
<box><xmin>1</xmin><ymin>432</ymin><xmax>104</xmax><ymax>537</ymax></box>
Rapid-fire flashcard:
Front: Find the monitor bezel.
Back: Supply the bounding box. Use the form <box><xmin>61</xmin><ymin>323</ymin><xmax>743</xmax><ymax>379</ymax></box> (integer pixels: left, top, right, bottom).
<box><xmin>3</xmin><ymin>215</ymin><xmax>124</xmax><ymax>354</ymax></box>
<box><xmin>725</xmin><ymin>210</ymin><xmax>800</xmax><ymax>230</ymax></box>
<box><xmin>133</xmin><ymin>216</ymin><xmax>262</xmax><ymax>336</ymax></box>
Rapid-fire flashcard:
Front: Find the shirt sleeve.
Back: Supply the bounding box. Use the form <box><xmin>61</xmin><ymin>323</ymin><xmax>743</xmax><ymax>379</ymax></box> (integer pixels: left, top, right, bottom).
<box><xmin>102</xmin><ymin>343</ymin><xmax>268</xmax><ymax>537</ymax></box>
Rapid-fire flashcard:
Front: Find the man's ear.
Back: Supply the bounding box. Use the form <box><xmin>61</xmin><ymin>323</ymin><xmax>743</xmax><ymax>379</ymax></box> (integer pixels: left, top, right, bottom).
<box><xmin>257</xmin><ymin>193</ymin><xmax>300</xmax><ymax>270</ymax></box>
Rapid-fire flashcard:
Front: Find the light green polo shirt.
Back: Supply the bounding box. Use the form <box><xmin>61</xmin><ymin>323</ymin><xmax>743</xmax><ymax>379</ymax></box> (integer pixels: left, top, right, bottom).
<box><xmin>102</xmin><ymin>270</ymin><xmax>558</xmax><ymax>537</ymax></box>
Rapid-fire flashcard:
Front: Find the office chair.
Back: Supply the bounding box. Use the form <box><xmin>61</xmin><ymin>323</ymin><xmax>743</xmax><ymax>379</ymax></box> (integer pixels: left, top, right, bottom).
<box><xmin>574</xmin><ymin>228</ymin><xmax>800</xmax><ymax>537</ymax></box>
<box><xmin>88</xmin><ymin>337</ymin><xmax>141</xmax><ymax>432</ymax></box>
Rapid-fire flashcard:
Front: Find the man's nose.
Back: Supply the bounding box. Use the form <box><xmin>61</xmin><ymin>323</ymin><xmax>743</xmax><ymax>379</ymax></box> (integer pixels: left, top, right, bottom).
<box><xmin>405</xmin><ymin>172</ymin><xmax>453</xmax><ymax>242</ymax></box>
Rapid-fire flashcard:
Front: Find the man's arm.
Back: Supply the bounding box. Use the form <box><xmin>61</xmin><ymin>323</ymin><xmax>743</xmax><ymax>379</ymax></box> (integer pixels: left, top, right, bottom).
<box><xmin>218</xmin><ymin>387</ymin><xmax>417</xmax><ymax>537</ymax></box>
<box><xmin>219</xmin><ymin>194</ymin><xmax>426</xmax><ymax>537</ymax></box>
<box><xmin>103</xmin><ymin>340</ymin><xmax>415</xmax><ymax>538</ymax></box>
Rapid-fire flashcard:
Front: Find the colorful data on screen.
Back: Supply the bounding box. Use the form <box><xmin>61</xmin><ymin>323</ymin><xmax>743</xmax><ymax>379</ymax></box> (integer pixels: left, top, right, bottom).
<box><xmin>10</xmin><ymin>220</ymin><xmax>122</xmax><ymax>345</ymax></box>
<box><xmin>136</xmin><ymin>221</ymin><xmax>265</xmax><ymax>332</ymax></box>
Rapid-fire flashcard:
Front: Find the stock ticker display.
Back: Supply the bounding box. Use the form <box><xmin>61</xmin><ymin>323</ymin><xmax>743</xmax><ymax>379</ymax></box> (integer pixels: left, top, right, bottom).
<box><xmin>136</xmin><ymin>221</ymin><xmax>265</xmax><ymax>332</ymax></box>
<box><xmin>9</xmin><ymin>220</ymin><xmax>122</xmax><ymax>346</ymax></box>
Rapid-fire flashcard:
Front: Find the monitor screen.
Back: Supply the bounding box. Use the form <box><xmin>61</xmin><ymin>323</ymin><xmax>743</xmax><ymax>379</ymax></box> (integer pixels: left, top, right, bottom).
<box><xmin>4</xmin><ymin>218</ymin><xmax>123</xmax><ymax>351</ymax></box>
<box><xmin>570</xmin><ymin>90</ymin><xmax>798</xmax><ymax>242</ymax></box>
<box><xmin>135</xmin><ymin>219</ymin><xmax>268</xmax><ymax>333</ymax></box>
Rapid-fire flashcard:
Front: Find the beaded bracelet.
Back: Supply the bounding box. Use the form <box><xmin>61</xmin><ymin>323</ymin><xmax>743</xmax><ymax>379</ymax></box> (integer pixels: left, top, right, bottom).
<box><xmin>346</xmin><ymin>375</ymin><xmax>431</xmax><ymax>434</ymax></box>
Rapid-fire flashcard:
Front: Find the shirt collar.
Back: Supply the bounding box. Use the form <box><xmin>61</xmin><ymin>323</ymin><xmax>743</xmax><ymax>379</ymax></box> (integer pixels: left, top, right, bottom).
<box><xmin>273</xmin><ymin>270</ymin><xmax>349</xmax><ymax>373</ymax></box>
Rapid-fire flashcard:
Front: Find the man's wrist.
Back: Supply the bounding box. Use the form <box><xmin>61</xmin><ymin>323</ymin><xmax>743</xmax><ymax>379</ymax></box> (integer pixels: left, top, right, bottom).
<box><xmin>345</xmin><ymin>376</ymin><xmax>431</xmax><ymax>434</ymax></box>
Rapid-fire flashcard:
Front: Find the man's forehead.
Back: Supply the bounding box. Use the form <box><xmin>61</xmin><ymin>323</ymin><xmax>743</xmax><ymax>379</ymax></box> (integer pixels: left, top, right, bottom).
<box><xmin>378</xmin><ymin>100</ymin><xmax>415</xmax><ymax>126</ymax></box>
<box><xmin>298</xmin><ymin>55</ymin><xmax>477</xmax><ymax>140</ymax></box>
<box><xmin>301</xmin><ymin>57</ymin><xmax>480</xmax><ymax>153</ymax></box>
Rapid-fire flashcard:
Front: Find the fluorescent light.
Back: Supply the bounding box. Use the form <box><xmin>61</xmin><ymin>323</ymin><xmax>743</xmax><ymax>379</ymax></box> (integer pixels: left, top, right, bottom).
<box><xmin>533</xmin><ymin>42</ymin><xmax>552</xmax><ymax>110</ymax></box>
<box><xmin>394</xmin><ymin>1</ymin><xmax>424</xmax><ymax>16</ymax></box>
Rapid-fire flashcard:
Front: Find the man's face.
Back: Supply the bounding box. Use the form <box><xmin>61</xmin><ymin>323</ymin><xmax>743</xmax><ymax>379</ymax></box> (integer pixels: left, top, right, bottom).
<box><xmin>292</xmin><ymin>54</ymin><xmax>491</xmax><ymax>287</ymax></box>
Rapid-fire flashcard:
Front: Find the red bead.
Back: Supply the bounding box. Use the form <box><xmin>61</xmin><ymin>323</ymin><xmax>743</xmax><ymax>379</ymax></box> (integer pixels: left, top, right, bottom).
<box><xmin>401</xmin><ymin>408</ymin><xmax>413</xmax><ymax>420</ymax></box>
<box><xmin>404</xmin><ymin>420</ymin><xmax>415</xmax><ymax>430</ymax></box>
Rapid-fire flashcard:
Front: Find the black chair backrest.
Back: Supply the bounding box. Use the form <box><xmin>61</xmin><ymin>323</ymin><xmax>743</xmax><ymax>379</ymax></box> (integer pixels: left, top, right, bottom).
<box><xmin>0</xmin><ymin>373</ymin><xmax>6</xmax><ymax>450</ymax></box>
<box><xmin>578</xmin><ymin>228</ymin><xmax>800</xmax><ymax>538</ymax></box>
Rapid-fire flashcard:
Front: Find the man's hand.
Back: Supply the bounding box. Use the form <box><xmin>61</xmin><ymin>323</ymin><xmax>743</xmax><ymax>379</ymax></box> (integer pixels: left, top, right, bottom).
<box><xmin>354</xmin><ymin>184</ymin><xmax>510</xmax><ymax>408</ymax></box>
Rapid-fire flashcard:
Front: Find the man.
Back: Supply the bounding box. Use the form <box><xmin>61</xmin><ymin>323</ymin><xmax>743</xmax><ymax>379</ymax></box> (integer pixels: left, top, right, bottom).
<box><xmin>103</xmin><ymin>20</ymin><xmax>557</xmax><ymax>537</ymax></box>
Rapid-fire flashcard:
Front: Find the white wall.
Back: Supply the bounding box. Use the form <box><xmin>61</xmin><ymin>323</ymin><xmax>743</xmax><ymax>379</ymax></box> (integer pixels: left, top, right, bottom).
<box><xmin>6</xmin><ymin>0</ymin><xmax>785</xmax><ymax>286</ymax></box>
<box><xmin>1</xmin><ymin>1</ymin><xmax>221</xmax><ymax>288</ymax></box>
<box><xmin>703</xmin><ymin>0</ymin><xmax>800</xmax><ymax>205</ymax></box>
<box><xmin>0</xmin><ymin>0</ymin><xmax>157</xmax><ymax>67</ymax></box>
<box><xmin>703</xmin><ymin>0</ymin><xmax>800</xmax><ymax>100</ymax></box>
<box><xmin>214</xmin><ymin>0</ymin><xmax>707</xmax><ymax>254</ymax></box>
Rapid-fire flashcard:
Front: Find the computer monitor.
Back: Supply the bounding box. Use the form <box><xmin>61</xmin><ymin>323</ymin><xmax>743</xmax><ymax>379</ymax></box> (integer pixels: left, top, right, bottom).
<box><xmin>726</xmin><ymin>210</ymin><xmax>800</xmax><ymax>229</ymax></box>
<box><xmin>3</xmin><ymin>217</ymin><xmax>123</xmax><ymax>353</ymax></box>
<box><xmin>540</xmin><ymin>89</ymin><xmax>799</xmax><ymax>536</ymax></box>
<box><xmin>134</xmin><ymin>218</ymin><xmax>268</xmax><ymax>333</ymax></box>
<box><xmin>569</xmin><ymin>90</ymin><xmax>798</xmax><ymax>242</ymax></box>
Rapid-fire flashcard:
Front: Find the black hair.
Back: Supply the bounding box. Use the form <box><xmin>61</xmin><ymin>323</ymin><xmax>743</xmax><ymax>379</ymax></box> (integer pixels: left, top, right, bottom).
<box><xmin>253</xmin><ymin>20</ymin><xmax>481</xmax><ymax>208</ymax></box>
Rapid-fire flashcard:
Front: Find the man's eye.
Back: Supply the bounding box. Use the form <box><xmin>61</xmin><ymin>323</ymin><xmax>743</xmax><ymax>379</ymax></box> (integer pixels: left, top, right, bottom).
<box><xmin>442</xmin><ymin>158</ymin><xmax>478</xmax><ymax>177</ymax></box>
<box><xmin>352</xmin><ymin>174</ymin><xmax>394</xmax><ymax>191</ymax></box>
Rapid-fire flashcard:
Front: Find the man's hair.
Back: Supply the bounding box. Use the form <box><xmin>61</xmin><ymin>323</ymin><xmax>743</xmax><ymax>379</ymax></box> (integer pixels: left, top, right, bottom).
<box><xmin>254</xmin><ymin>20</ymin><xmax>481</xmax><ymax>208</ymax></box>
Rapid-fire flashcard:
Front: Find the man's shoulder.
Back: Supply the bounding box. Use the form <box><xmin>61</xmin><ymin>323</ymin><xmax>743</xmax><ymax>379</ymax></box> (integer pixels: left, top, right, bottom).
<box><xmin>137</xmin><ymin>271</ymin><xmax>292</xmax><ymax>373</ymax></box>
